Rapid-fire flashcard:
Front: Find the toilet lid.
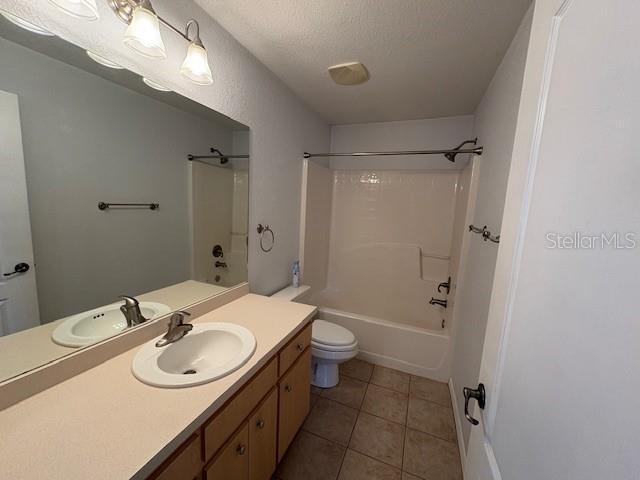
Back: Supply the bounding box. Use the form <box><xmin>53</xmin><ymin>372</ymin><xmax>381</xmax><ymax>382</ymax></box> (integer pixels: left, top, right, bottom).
<box><xmin>312</xmin><ymin>319</ymin><xmax>355</xmax><ymax>347</ymax></box>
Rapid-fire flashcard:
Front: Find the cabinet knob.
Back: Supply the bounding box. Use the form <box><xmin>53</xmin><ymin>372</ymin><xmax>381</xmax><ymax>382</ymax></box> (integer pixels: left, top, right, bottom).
<box><xmin>284</xmin><ymin>384</ymin><xmax>293</xmax><ymax>392</ymax></box>
<box><xmin>256</xmin><ymin>419</ymin><xmax>265</xmax><ymax>429</ymax></box>
<box><xmin>236</xmin><ymin>444</ymin><xmax>246</xmax><ymax>455</ymax></box>
<box><xmin>296</xmin><ymin>343</ymin><xmax>304</xmax><ymax>352</ymax></box>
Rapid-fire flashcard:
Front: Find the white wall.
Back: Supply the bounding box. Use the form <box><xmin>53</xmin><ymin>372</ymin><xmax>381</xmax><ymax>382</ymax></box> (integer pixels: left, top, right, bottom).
<box><xmin>1</xmin><ymin>0</ymin><xmax>331</xmax><ymax>296</ymax></box>
<box><xmin>330</xmin><ymin>116</ymin><xmax>474</xmax><ymax>170</ymax></box>
<box><xmin>0</xmin><ymin>37</ymin><xmax>236</xmax><ymax>322</ymax></box>
<box><xmin>450</xmin><ymin>7</ymin><xmax>534</xmax><ymax>450</ymax></box>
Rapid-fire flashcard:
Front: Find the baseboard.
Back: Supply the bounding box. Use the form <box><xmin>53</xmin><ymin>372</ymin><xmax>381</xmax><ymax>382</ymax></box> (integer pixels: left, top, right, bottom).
<box><xmin>449</xmin><ymin>377</ymin><xmax>467</xmax><ymax>477</ymax></box>
<box><xmin>357</xmin><ymin>349</ymin><xmax>448</xmax><ymax>382</ymax></box>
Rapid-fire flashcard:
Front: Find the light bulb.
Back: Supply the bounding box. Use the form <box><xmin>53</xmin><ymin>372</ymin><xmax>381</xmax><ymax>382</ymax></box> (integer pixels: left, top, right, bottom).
<box><xmin>180</xmin><ymin>42</ymin><xmax>213</xmax><ymax>86</ymax></box>
<box><xmin>123</xmin><ymin>5</ymin><xmax>166</xmax><ymax>59</ymax></box>
<box><xmin>48</xmin><ymin>0</ymin><xmax>99</xmax><ymax>21</ymax></box>
<box><xmin>1</xmin><ymin>11</ymin><xmax>55</xmax><ymax>36</ymax></box>
<box><xmin>86</xmin><ymin>51</ymin><xmax>123</xmax><ymax>69</ymax></box>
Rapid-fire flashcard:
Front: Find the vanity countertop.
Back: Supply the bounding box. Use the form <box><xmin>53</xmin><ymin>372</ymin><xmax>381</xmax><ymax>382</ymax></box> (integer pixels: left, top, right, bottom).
<box><xmin>0</xmin><ymin>293</ymin><xmax>316</xmax><ymax>480</ymax></box>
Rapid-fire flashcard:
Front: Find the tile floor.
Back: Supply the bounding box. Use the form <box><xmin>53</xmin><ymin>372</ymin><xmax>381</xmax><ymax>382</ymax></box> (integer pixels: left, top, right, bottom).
<box><xmin>275</xmin><ymin>359</ymin><xmax>462</xmax><ymax>480</ymax></box>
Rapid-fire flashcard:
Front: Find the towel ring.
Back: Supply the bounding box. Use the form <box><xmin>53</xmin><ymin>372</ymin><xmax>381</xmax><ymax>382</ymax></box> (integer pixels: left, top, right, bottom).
<box><xmin>257</xmin><ymin>224</ymin><xmax>275</xmax><ymax>252</ymax></box>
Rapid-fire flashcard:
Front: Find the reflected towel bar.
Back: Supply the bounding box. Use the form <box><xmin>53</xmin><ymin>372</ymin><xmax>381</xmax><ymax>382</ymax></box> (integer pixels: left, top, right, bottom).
<box><xmin>98</xmin><ymin>202</ymin><xmax>159</xmax><ymax>211</ymax></box>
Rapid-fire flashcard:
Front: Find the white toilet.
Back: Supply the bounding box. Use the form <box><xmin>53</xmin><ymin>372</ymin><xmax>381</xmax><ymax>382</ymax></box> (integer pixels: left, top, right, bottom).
<box><xmin>311</xmin><ymin>319</ymin><xmax>358</xmax><ymax>388</ymax></box>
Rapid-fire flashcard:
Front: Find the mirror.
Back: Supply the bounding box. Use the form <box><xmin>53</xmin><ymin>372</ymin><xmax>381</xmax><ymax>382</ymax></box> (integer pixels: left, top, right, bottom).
<box><xmin>0</xmin><ymin>17</ymin><xmax>250</xmax><ymax>383</ymax></box>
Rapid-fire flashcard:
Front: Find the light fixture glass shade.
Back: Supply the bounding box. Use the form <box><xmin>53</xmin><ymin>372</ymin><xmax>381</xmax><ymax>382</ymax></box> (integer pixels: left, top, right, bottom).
<box><xmin>142</xmin><ymin>77</ymin><xmax>171</xmax><ymax>92</ymax></box>
<box><xmin>48</xmin><ymin>0</ymin><xmax>99</xmax><ymax>21</ymax></box>
<box><xmin>123</xmin><ymin>6</ymin><xmax>166</xmax><ymax>59</ymax></box>
<box><xmin>86</xmin><ymin>51</ymin><xmax>123</xmax><ymax>69</ymax></box>
<box><xmin>180</xmin><ymin>42</ymin><xmax>213</xmax><ymax>85</ymax></box>
<box><xmin>1</xmin><ymin>11</ymin><xmax>55</xmax><ymax>36</ymax></box>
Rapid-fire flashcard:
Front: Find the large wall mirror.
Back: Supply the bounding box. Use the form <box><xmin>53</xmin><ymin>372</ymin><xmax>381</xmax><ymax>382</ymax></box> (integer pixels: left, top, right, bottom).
<box><xmin>0</xmin><ymin>17</ymin><xmax>250</xmax><ymax>383</ymax></box>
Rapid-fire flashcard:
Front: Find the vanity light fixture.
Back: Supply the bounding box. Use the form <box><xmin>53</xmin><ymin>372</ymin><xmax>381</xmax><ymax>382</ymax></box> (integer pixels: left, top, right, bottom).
<box><xmin>0</xmin><ymin>11</ymin><xmax>55</xmax><ymax>36</ymax></box>
<box><xmin>180</xmin><ymin>20</ymin><xmax>213</xmax><ymax>85</ymax></box>
<box><xmin>108</xmin><ymin>0</ymin><xmax>213</xmax><ymax>85</ymax></box>
<box><xmin>48</xmin><ymin>0</ymin><xmax>100</xmax><ymax>21</ymax></box>
<box><xmin>123</xmin><ymin>0</ymin><xmax>166</xmax><ymax>59</ymax></box>
<box><xmin>142</xmin><ymin>77</ymin><xmax>171</xmax><ymax>92</ymax></box>
<box><xmin>86</xmin><ymin>50</ymin><xmax>124</xmax><ymax>69</ymax></box>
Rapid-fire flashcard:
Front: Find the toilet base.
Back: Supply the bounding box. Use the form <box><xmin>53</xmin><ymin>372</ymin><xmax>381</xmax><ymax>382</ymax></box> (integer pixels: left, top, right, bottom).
<box><xmin>311</xmin><ymin>359</ymin><xmax>339</xmax><ymax>388</ymax></box>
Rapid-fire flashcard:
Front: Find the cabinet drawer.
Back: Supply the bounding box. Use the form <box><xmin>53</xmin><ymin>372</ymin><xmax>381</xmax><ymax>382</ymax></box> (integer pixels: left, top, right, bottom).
<box><xmin>249</xmin><ymin>388</ymin><xmax>278</xmax><ymax>480</ymax></box>
<box><xmin>278</xmin><ymin>323</ymin><xmax>312</xmax><ymax>377</ymax></box>
<box><xmin>277</xmin><ymin>348</ymin><xmax>311</xmax><ymax>461</ymax></box>
<box><xmin>152</xmin><ymin>433</ymin><xmax>202</xmax><ymax>480</ymax></box>
<box><xmin>204</xmin><ymin>358</ymin><xmax>277</xmax><ymax>461</ymax></box>
<box><xmin>205</xmin><ymin>423</ymin><xmax>249</xmax><ymax>480</ymax></box>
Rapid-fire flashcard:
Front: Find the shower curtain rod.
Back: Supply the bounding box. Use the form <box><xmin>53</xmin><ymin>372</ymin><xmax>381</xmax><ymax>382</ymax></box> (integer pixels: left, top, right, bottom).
<box><xmin>303</xmin><ymin>138</ymin><xmax>483</xmax><ymax>162</ymax></box>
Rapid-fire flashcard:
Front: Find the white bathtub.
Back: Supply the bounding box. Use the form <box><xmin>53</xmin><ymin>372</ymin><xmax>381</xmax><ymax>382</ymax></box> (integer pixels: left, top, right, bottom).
<box><xmin>298</xmin><ymin>289</ymin><xmax>451</xmax><ymax>381</ymax></box>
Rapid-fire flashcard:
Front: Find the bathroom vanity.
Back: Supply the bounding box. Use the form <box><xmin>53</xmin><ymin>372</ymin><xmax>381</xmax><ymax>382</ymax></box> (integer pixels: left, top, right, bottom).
<box><xmin>0</xmin><ymin>294</ymin><xmax>315</xmax><ymax>480</ymax></box>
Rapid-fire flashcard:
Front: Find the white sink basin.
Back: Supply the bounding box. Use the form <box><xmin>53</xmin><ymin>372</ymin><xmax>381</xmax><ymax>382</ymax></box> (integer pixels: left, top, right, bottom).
<box><xmin>52</xmin><ymin>302</ymin><xmax>171</xmax><ymax>347</ymax></box>
<box><xmin>132</xmin><ymin>323</ymin><xmax>256</xmax><ymax>388</ymax></box>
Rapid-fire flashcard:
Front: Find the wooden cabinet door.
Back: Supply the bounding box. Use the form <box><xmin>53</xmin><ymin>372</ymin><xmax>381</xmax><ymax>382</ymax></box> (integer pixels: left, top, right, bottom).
<box><xmin>249</xmin><ymin>388</ymin><xmax>277</xmax><ymax>480</ymax></box>
<box><xmin>277</xmin><ymin>348</ymin><xmax>311</xmax><ymax>461</ymax></box>
<box><xmin>153</xmin><ymin>433</ymin><xmax>202</xmax><ymax>480</ymax></box>
<box><xmin>205</xmin><ymin>424</ymin><xmax>249</xmax><ymax>480</ymax></box>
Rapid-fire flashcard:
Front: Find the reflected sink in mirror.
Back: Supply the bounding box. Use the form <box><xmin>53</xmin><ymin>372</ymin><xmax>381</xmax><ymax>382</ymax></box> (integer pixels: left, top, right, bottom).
<box><xmin>132</xmin><ymin>323</ymin><xmax>256</xmax><ymax>388</ymax></box>
<box><xmin>52</xmin><ymin>302</ymin><xmax>171</xmax><ymax>347</ymax></box>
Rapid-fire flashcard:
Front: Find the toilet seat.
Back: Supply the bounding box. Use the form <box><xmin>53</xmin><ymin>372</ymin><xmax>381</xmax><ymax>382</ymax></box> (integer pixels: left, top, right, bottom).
<box><xmin>312</xmin><ymin>320</ymin><xmax>357</xmax><ymax>352</ymax></box>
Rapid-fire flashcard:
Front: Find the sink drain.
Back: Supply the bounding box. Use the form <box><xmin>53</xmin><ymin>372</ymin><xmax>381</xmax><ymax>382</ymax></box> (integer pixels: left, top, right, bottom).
<box><xmin>183</xmin><ymin>369</ymin><xmax>197</xmax><ymax>375</ymax></box>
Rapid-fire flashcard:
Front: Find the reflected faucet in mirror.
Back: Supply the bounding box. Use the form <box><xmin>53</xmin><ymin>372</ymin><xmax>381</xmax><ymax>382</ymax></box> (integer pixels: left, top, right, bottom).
<box><xmin>156</xmin><ymin>311</ymin><xmax>193</xmax><ymax>347</ymax></box>
<box><xmin>119</xmin><ymin>296</ymin><xmax>149</xmax><ymax>327</ymax></box>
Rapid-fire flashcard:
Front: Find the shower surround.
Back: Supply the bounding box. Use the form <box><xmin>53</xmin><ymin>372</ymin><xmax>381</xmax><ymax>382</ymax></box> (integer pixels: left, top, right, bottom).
<box><xmin>301</xmin><ymin>159</ymin><xmax>473</xmax><ymax>380</ymax></box>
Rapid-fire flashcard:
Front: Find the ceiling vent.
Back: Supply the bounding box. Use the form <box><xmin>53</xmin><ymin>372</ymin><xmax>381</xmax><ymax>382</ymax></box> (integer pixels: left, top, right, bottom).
<box><xmin>328</xmin><ymin>62</ymin><xmax>369</xmax><ymax>86</ymax></box>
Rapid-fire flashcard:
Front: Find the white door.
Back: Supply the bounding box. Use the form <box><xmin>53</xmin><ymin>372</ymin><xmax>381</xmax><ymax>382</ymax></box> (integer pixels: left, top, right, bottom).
<box><xmin>464</xmin><ymin>0</ymin><xmax>640</xmax><ymax>478</ymax></box>
<box><xmin>0</xmin><ymin>90</ymin><xmax>40</xmax><ymax>335</ymax></box>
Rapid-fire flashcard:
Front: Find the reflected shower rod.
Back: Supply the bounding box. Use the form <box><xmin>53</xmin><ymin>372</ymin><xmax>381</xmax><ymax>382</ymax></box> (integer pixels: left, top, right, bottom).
<box><xmin>187</xmin><ymin>146</ymin><xmax>249</xmax><ymax>162</ymax></box>
<box><xmin>303</xmin><ymin>138</ymin><xmax>483</xmax><ymax>162</ymax></box>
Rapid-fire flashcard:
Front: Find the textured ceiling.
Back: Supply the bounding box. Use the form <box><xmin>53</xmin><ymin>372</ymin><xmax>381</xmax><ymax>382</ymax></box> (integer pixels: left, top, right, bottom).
<box><xmin>195</xmin><ymin>0</ymin><xmax>532</xmax><ymax>124</ymax></box>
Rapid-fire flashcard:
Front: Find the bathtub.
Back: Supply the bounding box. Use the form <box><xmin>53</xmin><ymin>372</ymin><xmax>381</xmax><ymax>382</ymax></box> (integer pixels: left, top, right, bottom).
<box><xmin>299</xmin><ymin>289</ymin><xmax>451</xmax><ymax>381</ymax></box>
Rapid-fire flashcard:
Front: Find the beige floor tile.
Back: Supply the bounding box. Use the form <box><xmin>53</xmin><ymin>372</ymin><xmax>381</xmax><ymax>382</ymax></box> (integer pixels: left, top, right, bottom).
<box><xmin>370</xmin><ymin>366</ymin><xmax>410</xmax><ymax>394</ymax></box>
<box><xmin>303</xmin><ymin>398</ymin><xmax>358</xmax><ymax>446</ymax></box>
<box><xmin>349</xmin><ymin>412</ymin><xmax>405</xmax><ymax>468</ymax></box>
<box><xmin>340</xmin><ymin>358</ymin><xmax>374</xmax><ymax>382</ymax></box>
<box><xmin>361</xmin><ymin>384</ymin><xmax>408</xmax><ymax>425</ymax></box>
<box><xmin>276</xmin><ymin>430</ymin><xmax>346</xmax><ymax>480</ymax></box>
<box><xmin>409</xmin><ymin>376</ymin><xmax>451</xmax><ymax>407</ymax></box>
<box><xmin>338</xmin><ymin>449</ymin><xmax>401</xmax><ymax>480</ymax></box>
<box><xmin>403</xmin><ymin>429</ymin><xmax>462</xmax><ymax>480</ymax></box>
<box><xmin>321</xmin><ymin>376</ymin><xmax>368</xmax><ymax>409</ymax></box>
<box><xmin>407</xmin><ymin>397</ymin><xmax>456</xmax><ymax>443</ymax></box>
<box><xmin>310</xmin><ymin>393</ymin><xmax>320</xmax><ymax>410</ymax></box>
<box><xmin>311</xmin><ymin>385</ymin><xmax>324</xmax><ymax>395</ymax></box>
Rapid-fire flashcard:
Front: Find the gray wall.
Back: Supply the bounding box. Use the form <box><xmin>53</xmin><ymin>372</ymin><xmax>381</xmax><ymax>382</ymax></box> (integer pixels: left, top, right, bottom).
<box><xmin>0</xmin><ymin>37</ymin><xmax>236</xmax><ymax>321</ymax></box>
<box><xmin>450</xmin><ymin>6</ymin><xmax>534</xmax><ymax>449</ymax></box>
<box><xmin>1</xmin><ymin>0</ymin><xmax>332</xmax><ymax>296</ymax></box>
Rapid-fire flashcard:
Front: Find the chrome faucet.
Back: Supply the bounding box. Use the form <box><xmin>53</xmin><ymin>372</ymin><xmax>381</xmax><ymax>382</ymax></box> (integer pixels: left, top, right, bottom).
<box><xmin>429</xmin><ymin>297</ymin><xmax>448</xmax><ymax>308</ymax></box>
<box><xmin>119</xmin><ymin>295</ymin><xmax>148</xmax><ymax>327</ymax></box>
<box><xmin>156</xmin><ymin>311</ymin><xmax>193</xmax><ymax>347</ymax></box>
